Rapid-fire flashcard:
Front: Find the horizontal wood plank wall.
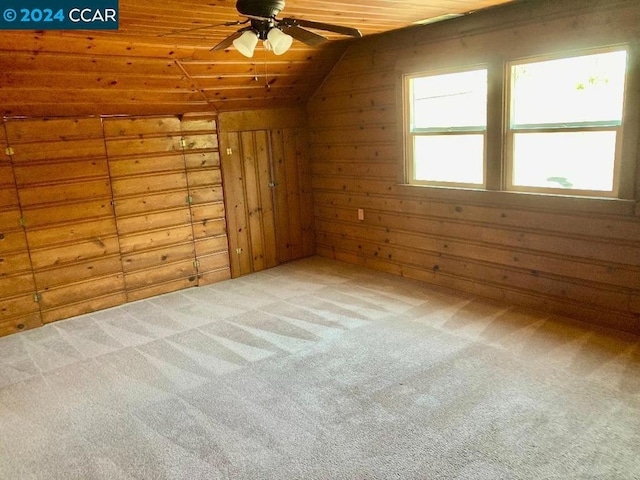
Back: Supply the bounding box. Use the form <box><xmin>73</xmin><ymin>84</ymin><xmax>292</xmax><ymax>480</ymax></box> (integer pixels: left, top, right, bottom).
<box><xmin>181</xmin><ymin>115</ymin><xmax>231</xmax><ymax>285</ymax></box>
<box><xmin>0</xmin><ymin>113</ymin><xmax>232</xmax><ymax>338</ymax></box>
<box><xmin>104</xmin><ymin>116</ymin><xmax>199</xmax><ymax>301</ymax></box>
<box><xmin>0</xmin><ymin>123</ymin><xmax>42</xmax><ymax>335</ymax></box>
<box><xmin>5</xmin><ymin>118</ymin><xmax>126</xmax><ymax>323</ymax></box>
<box><xmin>307</xmin><ymin>0</ymin><xmax>640</xmax><ymax>333</ymax></box>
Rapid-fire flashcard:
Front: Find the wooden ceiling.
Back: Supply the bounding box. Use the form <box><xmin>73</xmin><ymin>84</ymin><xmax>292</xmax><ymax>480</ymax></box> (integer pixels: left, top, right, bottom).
<box><xmin>0</xmin><ymin>0</ymin><xmax>513</xmax><ymax>117</ymax></box>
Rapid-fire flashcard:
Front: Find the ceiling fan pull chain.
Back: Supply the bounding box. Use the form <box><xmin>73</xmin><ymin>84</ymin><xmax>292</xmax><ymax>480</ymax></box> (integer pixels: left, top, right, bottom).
<box><xmin>264</xmin><ymin>48</ymin><xmax>270</xmax><ymax>90</ymax></box>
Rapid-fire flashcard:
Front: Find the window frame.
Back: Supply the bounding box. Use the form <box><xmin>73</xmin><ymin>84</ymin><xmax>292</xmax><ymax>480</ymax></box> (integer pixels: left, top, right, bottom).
<box><xmin>403</xmin><ymin>65</ymin><xmax>489</xmax><ymax>189</ymax></box>
<box><xmin>504</xmin><ymin>46</ymin><xmax>628</xmax><ymax>198</ymax></box>
<box><xmin>398</xmin><ymin>43</ymin><xmax>639</xmax><ymax>207</ymax></box>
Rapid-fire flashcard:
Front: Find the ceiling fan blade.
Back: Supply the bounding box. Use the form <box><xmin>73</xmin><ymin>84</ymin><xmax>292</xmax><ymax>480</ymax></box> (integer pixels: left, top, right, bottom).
<box><xmin>281</xmin><ymin>25</ymin><xmax>327</xmax><ymax>47</ymax></box>
<box><xmin>159</xmin><ymin>20</ymin><xmax>247</xmax><ymax>38</ymax></box>
<box><xmin>211</xmin><ymin>29</ymin><xmax>248</xmax><ymax>51</ymax></box>
<box><xmin>281</xmin><ymin>18</ymin><xmax>362</xmax><ymax>38</ymax></box>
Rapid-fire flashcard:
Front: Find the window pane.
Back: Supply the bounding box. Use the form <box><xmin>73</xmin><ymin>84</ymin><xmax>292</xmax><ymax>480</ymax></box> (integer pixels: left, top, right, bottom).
<box><xmin>512</xmin><ymin>50</ymin><xmax>627</xmax><ymax>126</ymax></box>
<box><xmin>512</xmin><ymin>131</ymin><xmax>616</xmax><ymax>191</ymax></box>
<box><xmin>414</xmin><ymin>135</ymin><xmax>484</xmax><ymax>184</ymax></box>
<box><xmin>411</xmin><ymin>69</ymin><xmax>487</xmax><ymax>129</ymax></box>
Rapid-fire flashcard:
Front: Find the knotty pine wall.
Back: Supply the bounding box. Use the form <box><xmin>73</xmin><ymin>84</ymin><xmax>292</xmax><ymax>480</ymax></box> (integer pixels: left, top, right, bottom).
<box><xmin>218</xmin><ymin>108</ymin><xmax>315</xmax><ymax>277</ymax></box>
<box><xmin>0</xmin><ymin>126</ymin><xmax>42</xmax><ymax>335</ymax></box>
<box><xmin>0</xmin><ymin>114</ymin><xmax>229</xmax><ymax>337</ymax></box>
<box><xmin>308</xmin><ymin>0</ymin><xmax>640</xmax><ymax>334</ymax></box>
<box><xmin>7</xmin><ymin>118</ymin><xmax>127</xmax><ymax>325</ymax></box>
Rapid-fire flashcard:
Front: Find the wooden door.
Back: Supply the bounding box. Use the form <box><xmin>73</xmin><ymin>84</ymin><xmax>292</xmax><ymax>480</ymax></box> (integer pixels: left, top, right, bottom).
<box><xmin>5</xmin><ymin>118</ymin><xmax>126</xmax><ymax>323</ymax></box>
<box><xmin>221</xmin><ymin>130</ymin><xmax>277</xmax><ymax>277</ymax></box>
<box><xmin>221</xmin><ymin>127</ymin><xmax>314</xmax><ymax>278</ymax></box>
<box><xmin>180</xmin><ymin>115</ymin><xmax>231</xmax><ymax>285</ymax></box>
<box><xmin>104</xmin><ymin>116</ymin><xmax>198</xmax><ymax>302</ymax></box>
<box><xmin>0</xmin><ymin>124</ymin><xmax>42</xmax><ymax>335</ymax></box>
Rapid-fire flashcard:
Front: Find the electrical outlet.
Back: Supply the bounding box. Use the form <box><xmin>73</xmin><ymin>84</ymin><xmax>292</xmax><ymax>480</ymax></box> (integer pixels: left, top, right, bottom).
<box><xmin>357</xmin><ymin>208</ymin><xmax>364</xmax><ymax>221</ymax></box>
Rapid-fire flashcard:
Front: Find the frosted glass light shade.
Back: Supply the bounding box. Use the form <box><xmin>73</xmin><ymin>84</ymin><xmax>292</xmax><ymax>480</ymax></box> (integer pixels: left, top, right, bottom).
<box><xmin>267</xmin><ymin>28</ymin><xmax>293</xmax><ymax>55</ymax></box>
<box><xmin>233</xmin><ymin>30</ymin><xmax>259</xmax><ymax>57</ymax></box>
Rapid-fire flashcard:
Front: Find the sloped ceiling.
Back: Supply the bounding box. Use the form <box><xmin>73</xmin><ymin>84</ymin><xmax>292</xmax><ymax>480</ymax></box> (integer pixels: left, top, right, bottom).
<box><xmin>0</xmin><ymin>0</ymin><xmax>513</xmax><ymax>117</ymax></box>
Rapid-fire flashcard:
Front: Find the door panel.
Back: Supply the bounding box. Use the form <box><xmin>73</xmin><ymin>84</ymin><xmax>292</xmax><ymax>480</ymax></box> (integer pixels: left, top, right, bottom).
<box><xmin>221</xmin><ymin>132</ymin><xmax>252</xmax><ymax>277</ymax></box>
<box><xmin>5</xmin><ymin>117</ymin><xmax>126</xmax><ymax>324</ymax></box>
<box><xmin>270</xmin><ymin>129</ymin><xmax>292</xmax><ymax>264</ymax></box>
<box><xmin>0</xmin><ymin>124</ymin><xmax>42</xmax><ymax>335</ymax></box>
<box><xmin>181</xmin><ymin>115</ymin><xmax>230</xmax><ymax>285</ymax></box>
<box><xmin>104</xmin><ymin>116</ymin><xmax>197</xmax><ymax>301</ymax></box>
<box><xmin>221</xmin><ymin>130</ymin><xmax>279</xmax><ymax>277</ymax></box>
<box><xmin>0</xmin><ymin>114</ymin><xmax>231</xmax><ymax>338</ymax></box>
<box><xmin>253</xmin><ymin>131</ymin><xmax>278</xmax><ymax>270</ymax></box>
<box><xmin>221</xmin><ymin>126</ymin><xmax>313</xmax><ymax>278</ymax></box>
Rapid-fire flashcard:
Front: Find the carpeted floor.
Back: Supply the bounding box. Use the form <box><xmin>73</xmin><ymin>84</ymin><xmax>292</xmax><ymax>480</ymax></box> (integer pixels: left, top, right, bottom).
<box><xmin>0</xmin><ymin>256</ymin><xmax>639</xmax><ymax>479</ymax></box>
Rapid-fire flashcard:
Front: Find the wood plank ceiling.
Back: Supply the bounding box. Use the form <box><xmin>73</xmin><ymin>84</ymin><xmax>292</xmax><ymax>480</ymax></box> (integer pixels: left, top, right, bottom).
<box><xmin>0</xmin><ymin>0</ymin><xmax>513</xmax><ymax>117</ymax></box>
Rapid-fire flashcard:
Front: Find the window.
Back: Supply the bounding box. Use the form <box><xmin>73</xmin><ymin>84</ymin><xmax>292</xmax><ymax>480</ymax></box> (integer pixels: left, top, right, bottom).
<box><xmin>507</xmin><ymin>49</ymin><xmax>627</xmax><ymax>196</ymax></box>
<box><xmin>405</xmin><ymin>68</ymin><xmax>487</xmax><ymax>187</ymax></box>
<box><xmin>401</xmin><ymin>46</ymin><xmax>632</xmax><ymax>200</ymax></box>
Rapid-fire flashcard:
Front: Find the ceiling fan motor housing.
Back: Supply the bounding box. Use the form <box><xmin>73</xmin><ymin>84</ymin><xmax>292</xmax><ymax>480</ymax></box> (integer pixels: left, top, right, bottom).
<box><xmin>236</xmin><ymin>0</ymin><xmax>285</xmax><ymax>18</ymax></box>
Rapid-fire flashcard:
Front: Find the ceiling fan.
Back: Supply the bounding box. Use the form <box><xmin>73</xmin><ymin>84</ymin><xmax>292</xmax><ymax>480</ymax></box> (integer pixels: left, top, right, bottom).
<box><xmin>164</xmin><ymin>0</ymin><xmax>363</xmax><ymax>57</ymax></box>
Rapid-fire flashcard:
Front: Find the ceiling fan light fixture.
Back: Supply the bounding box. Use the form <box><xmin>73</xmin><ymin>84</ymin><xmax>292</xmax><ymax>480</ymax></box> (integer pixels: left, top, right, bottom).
<box><xmin>233</xmin><ymin>30</ymin><xmax>259</xmax><ymax>57</ymax></box>
<box><xmin>207</xmin><ymin>1</ymin><xmax>362</xmax><ymax>54</ymax></box>
<box><xmin>267</xmin><ymin>27</ymin><xmax>293</xmax><ymax>55</ymax></box>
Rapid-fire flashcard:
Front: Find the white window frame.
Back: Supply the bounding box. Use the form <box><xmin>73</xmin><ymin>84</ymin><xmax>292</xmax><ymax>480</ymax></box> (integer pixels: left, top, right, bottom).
<box><xmin>398</xmin><ymin>43</ymin><xmax>638</xmax><ymax>207</ymax></box>
<box><xmin>504</xmin><ymin>46</ymin><xmax>628</xmax><ymax>198</ymax></box>
<box><xmin>403</xmin><ymin>66</ymin><xmax>488</xmax><ymax>189</ymax></box>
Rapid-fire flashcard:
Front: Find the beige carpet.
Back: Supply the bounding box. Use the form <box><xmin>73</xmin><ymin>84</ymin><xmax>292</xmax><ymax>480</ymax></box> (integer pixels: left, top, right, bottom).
<box><xmin>0</xmin><ymin>256</ymin><xmax>639</xmax><ymax>479</ymax></box>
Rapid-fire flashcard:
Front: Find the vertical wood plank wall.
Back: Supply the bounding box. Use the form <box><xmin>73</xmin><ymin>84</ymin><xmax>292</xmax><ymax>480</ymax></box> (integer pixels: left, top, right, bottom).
<box><xmin>6</xmin><ymin>118</ymin><xmax>126</xmax><ymax>324</ymax></box>
<box><xmin>218</xmin><ymin>108</ymin><xmax>315</xmax><ymax>278</ymax></box>
<box><xmin>222</xmin><ymin>130</ymin><xmax>278</xmax><ymax>276</ymax></box>
<box><xmin>0</xmin><ymin>114</ymin><xmax>230</xmax><ymax>337</ymax></box>
<box><xmin>271</xmin><ymin>128</ymin><xmax>315</xmax><ymax>263</ymax></box>
<box><xmin>0</xmin><ymin>125</ymin><xmax>41</xmax><ymax>335</ymax></box>
<box><xmin>307</xmin><ymin>1</ymin><xmax>640</xmax><ymax>333</ymax></box>
<box><xmin>221</xmin><ymin>131</ymin><xmax>252</xmax><ymax>276</ymax></box>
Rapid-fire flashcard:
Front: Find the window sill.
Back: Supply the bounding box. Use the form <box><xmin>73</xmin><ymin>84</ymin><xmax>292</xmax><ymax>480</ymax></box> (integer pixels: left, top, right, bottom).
<box><xmin>396</xmin><ymin>183</ymin><xmax>638</xmax><ymax>217</ymax></box>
